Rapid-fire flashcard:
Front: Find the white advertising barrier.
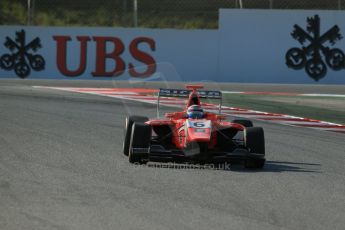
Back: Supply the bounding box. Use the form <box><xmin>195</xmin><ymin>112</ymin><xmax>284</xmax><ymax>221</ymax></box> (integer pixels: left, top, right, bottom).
<box><xmin>0</xmin><ymin>26</ymin><xmax>217</xmax><ymax>81</ymax></box>
<box><xmin>219</xmin><ymin>9</ymin><xmax>345</xmax><ymax>84</ymax></box>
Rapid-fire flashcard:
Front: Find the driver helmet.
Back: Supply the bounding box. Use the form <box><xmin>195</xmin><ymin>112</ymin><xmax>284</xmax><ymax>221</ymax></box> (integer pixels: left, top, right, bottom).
<box><xmin>187</xmin><ymin>105</ymin><xmax>204</xmax><ymax>119</ymax></box>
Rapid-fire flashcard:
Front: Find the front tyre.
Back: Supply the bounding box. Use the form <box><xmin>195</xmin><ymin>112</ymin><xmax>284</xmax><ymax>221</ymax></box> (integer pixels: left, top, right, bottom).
<box><xmin>122</xmin><ymin>116</ymin><xmax>148</xmax><ymax>156</ymax></box>
<box><xmin>129</xmin><ymin>122</ymin><xmax>151</xmax><ymax>164</ymax></box>
<box><xmin>244</xmin><ymin>127</ymin><xmax>265</xmax><ymax>169</ymax></box>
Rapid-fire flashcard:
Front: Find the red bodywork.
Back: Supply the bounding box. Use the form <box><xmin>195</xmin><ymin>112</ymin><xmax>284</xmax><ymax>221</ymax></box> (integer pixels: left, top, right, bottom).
<box><xmin>146</xmin><ymin>85</ymin><xmax>244</xmax><ymax>150</ymax></box>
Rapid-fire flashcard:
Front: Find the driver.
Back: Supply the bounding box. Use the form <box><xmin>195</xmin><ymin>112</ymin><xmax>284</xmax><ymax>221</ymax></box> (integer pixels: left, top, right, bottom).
<box><xmin>187</xmin><ymin>105</ymin><xmax>204</xmax><ymax>119</ymax></box>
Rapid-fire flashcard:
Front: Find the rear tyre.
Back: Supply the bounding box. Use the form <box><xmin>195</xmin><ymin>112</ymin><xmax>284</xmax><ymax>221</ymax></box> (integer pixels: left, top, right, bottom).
<box><xmin>232</xmin><ymin>119</ymin><xmax>253</xmax><ymax>127</ymax></box>
<box><xmin>244</xmin><ymin>127</ymin><xmax>265</xmax><ymax>169</ymax></box>
<box><xmin>129</xmin><ymin>123</ymin><xmax>151</xmax><ymax>164</ymax></box>
<box><xmin>123</xmin><ymin>116</ymin><xmax>148</xmax><ymax>156</ymax></box>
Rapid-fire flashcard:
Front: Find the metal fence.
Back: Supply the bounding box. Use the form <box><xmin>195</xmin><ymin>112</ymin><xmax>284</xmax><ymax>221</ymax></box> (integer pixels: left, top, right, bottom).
<box><xmin>1</xmin><ymin>0</ymin><xmax>345</xmax><ymax>28</ymax></box>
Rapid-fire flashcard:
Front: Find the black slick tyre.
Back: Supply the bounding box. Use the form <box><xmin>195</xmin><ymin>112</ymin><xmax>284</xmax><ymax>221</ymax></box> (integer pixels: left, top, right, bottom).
<box><xmin>123</xmin><ymin>116</ymin><xmax>148</xmax><ymax>156</ymax></box>
<box><xmin>129</xmin><ymin>122</ymin><xmax>151</xmax><ymax>164</ymax></box>
<box><xmin>244</xmin><ymin>127</ymin><xmax>265</xmax><ymax>169</ymax></box>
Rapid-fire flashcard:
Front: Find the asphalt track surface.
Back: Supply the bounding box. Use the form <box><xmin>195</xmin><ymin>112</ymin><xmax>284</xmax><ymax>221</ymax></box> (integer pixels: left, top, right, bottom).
<box><xmin>1</xmin><ymin>80</ymin><xmax>345</xmax><ymax>230</ymax></box>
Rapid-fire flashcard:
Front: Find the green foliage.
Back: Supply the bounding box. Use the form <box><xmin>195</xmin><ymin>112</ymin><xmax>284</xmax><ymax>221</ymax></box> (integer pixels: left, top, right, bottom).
<box><xmin>0</xmin><ymin>1</ymin><xmax>27</xmax><ymax>25</ymax></box>
<box><xmin>1</xmin><ymin>0</ymin><xmax>342</xmax><ymax>28</ymax></box>
<box><xmin>0</xmin><ymin>0</ymin><xmax>219</xmax><ymax>28</ymax></box>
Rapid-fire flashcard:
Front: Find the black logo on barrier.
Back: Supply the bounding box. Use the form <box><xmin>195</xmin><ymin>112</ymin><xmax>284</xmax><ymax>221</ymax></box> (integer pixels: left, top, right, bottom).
<box><xmin>0</xmin><ymin>29</ymin><xmax>45</xmax><ymax>78</ymax></box>
<box><xmin>285</xmin><ymin>15</ymin><xmax>345</xmax><ymax>81</ymax></box>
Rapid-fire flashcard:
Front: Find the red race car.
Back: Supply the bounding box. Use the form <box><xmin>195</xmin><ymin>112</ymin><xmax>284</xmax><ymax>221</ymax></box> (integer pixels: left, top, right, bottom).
<box><xmin>122</xmin><ymin>85</ymin><xmax>265</xmax><ymax>169</ymax></box>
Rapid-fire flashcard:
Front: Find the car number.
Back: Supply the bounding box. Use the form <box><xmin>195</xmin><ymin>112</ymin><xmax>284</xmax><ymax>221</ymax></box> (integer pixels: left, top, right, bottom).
<box><xmin>193</xmin><ymin>122</ymin><xmax>205</xmax><ymax>127</ymax></box>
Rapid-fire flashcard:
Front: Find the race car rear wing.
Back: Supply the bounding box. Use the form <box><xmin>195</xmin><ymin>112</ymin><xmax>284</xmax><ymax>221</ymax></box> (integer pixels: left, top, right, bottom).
<box><xmin>157</xmin><ymin>88</ymin><xmax>222</xmax><ymax>117</ymax></box>
<box><xmin>158</xmin><ymin>89</ymin><xmax>222</xmax><ymax>99</ymax></box>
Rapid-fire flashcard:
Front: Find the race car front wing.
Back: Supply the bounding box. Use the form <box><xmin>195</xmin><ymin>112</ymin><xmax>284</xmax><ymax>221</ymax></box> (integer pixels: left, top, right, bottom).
<box><xmin>131</xmin><ymin>145</ymin><xmax>265</xmax><ymax>163</ymax></box>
